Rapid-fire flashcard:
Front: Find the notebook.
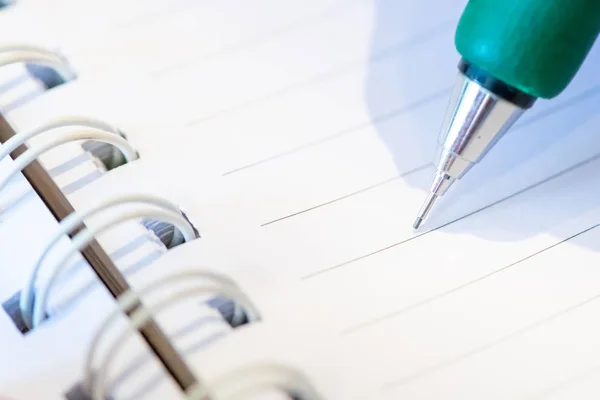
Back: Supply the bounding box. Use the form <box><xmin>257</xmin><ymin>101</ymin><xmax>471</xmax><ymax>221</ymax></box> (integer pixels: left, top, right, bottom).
<box><xmin>2</xmin><ymin>0</ymin><xmax>600</xmax><ymax>399</ymax></box>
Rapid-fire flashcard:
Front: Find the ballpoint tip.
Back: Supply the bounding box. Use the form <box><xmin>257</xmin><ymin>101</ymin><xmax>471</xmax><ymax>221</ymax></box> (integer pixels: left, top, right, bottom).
<box><xmin>413</xmin><ymin>217</ymin><xmax>423</xmax><ymax>230</ymax></box>
<box><xmin>412</xmin><ymin>192</ymin><xmax>439</xmax><ymax>230</ymax></box>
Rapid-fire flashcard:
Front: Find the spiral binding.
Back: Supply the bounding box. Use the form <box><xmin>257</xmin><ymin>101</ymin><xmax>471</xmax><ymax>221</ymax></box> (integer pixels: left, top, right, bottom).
<box><xmin>21</xmin><ymin>193</ymin><xmax>199</xmax><ymax>329</ymax></box>
<box><xmin>0</xmin><ymin>115</ymin><xmax>135</xmax><ymax>165</ymax></box>
<box><xmin>189</xmin><ymin>364</ymin><xmax>325</xmax><ymax>400</ymax></box>
<box><xmin>0</xmin><ymin>38</ymin><xmax>198</xmax><ymax>381</ymax></box>
<box><xmin>0</xmin><ymin>36</ymin><xmax>326</xmax><ymax>400</ymax></box>
<box><xmin>84</xmin><ymin>269</ymin><xmax>260</xmax><ymax>398</ymax></box>
<box><xmin>0</xmin><ymin>136</ymin><xmax>196</xmax><ymax>330</ymax></box>
<box><xmin>0</xmin><ymin>44</ymin><xmax>76</xmax><ymax>84</ymax></box>
<box><xmin>78</xmin><ymin>269</ymin><xmax>324</xmax><ymax>400</ymax></box>
<box><xmin>0</xmin><ymin>124</ymin><xmax>138</xmax><ymax>195</ymax></box>
<box><xmin>0</xmin><ymin>115</ymin><xmax>180</xmax><ymax>333</ymax></box>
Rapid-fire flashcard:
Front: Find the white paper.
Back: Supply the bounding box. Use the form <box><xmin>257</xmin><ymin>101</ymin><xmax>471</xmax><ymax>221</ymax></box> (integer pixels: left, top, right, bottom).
<box><xmin>5</xmin><ymin>0</ymin><xmax>600</xmax><ymax>399</ymax></box>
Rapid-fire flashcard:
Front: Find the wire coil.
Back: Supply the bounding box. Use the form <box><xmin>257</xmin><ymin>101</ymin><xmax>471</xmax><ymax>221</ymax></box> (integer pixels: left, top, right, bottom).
<box><xmin>0</xmin><ymin>44</ymin><xmax>76</xmax><ymax>83</ymax></box>
<box><xmin>85</xmin><ymin>269</ymin><xmax>262</xmax><ymax>400</ymax></box>
<box><xmin>21</xmin><ymin>193</ymin><xmax>197</xmax><ymax>328</ymax></box>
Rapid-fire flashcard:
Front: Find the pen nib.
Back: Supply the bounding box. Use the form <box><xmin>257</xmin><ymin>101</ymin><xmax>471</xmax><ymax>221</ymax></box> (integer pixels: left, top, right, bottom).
<box><xmin>413</xmin><ymin>216</ymin><xmax>424</xmax><ymax>230</ymax></box>
<box><xmin>413</xmin><ymin>192</ymin><xmax>438</xmax><ymax>230</ymax></box>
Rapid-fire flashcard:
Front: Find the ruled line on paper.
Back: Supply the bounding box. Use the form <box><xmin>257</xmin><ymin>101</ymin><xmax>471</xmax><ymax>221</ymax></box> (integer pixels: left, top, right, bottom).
<box><xmin>380</xmin><ymin>266</ymin><xmax>600</xmax><ymax>391</ymax></box>
<box><xmin>225</xmin><ymin>76</ymin><xmax>600</xmax><ymax>178</ymax></box>
<box><xmin>248</xmin><ymin>84</ymin><xmax>600</xmax><ymax>228</ymax></box>
<box><xmin>153</xmin><ymin>0</ymin><xmax>362</xmax><ymax>77</ymax></box>
<box><xmin>530</xmin><ymin>365</ymin><xmax>600</xmax><ymax>399</ymax></box>
<box><xmin>262</xmin><ymin>164</ymin><xmax>431</xmax><ymax>226</ymax></box>
<box><xmin>342</xmin><ymin>224</ymin><xmax>600</xmax><ymax>334</ymax></box>
<box><xmin>222</xmin><ymin>88</ymin><xmax>450</xmax><ymax>176</ymax></box>
<box><xmin>301</xmin><ymin>152</ymin><xmax>600</xmax><ymax>280</ymax></box>
<box><xmin>514</xmin><ymin>85</ymin><xmax>600</xmax><ymax>131</ymax></box>
<box><xmin>185</xmin><ymin>20</ymin><xmax>454</xmax><ymax>127</ymax></box>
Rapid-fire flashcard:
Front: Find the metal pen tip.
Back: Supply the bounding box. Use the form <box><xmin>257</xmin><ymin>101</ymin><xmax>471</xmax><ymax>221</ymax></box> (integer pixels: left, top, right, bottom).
<box><xmin>413</xmin><ymin>216</ymin><xmax>423</xmax><ymax>230</ymax></box>
<box><xmin>413</xmin><ymin>192</ymin><xmax>438</xmax><ymax>230</ymax></box>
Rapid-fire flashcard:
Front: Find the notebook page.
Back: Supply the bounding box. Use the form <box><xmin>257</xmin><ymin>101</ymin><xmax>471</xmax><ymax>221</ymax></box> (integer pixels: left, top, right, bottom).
<box><xmin>176</xmin><ymin>321</ymin><xmax>382</xmax><ymax>400</ymax></box>
<box><xmin>5</xmin><ymin>0</ymin><xmax>600</xmax><ymax>398</ymax></box>
<box><xmin>54</xmin><ymin>0</ymin><xmax>600</xmax><ymax>398</ymax></box>
<box><xmin>56</xmin><ymin>107</ymin><xmax>600</xmax><ymax>398</ymax></box>
<box><xmin>0</xmin><ymin>0</ymin><xmax>403</xmax><ymax>154</ymax></box>
<box><xmin>0</xmin><ymin>3</ymin><xmax>293</xmax><ymax>396</ymax></box>
<box><xmin>0</xmin><ymin>2</ymin><xmax>52</xmax><ymax>41</ymax></box>
<box><xmin>205</xmin><ymin>49</ymin><xmax>600</xmax><ymax>400</ymax></box>
<box><xmin>80</xmin><ymin>103</ymin><xmax>600</xmax><ymax>399</ymax></box>
<box><xmin>5</xmin><ymin>0</ymin><xmax>466</xmax><ymax>172</ymax></box>
<box><xmin>2</xmin><ymin>0</ymin><xmax>261</xmax><ymax>89</ymax></box>
<box><xmin>159</xmin><ymin>284</ymin><xmax>600</xmax><ymax>400</ymax></box>
<box><xmin>16</xmin><ymin>0</ymin><xmax>198</xmax><ymax>28</ymax></box>
<box><xmin>213</xmin><ymin>22</ymin><xmax>600</xmax><ymax>400</ymax></box>
<box><xmin>8</xmin><ymin>0</ymin><xmax>358</xmax><ymax>87</ymax></box>
<box><xmin>5</xmin><ymin>159</ymin><xmax>370</xmax><ymax>399</ymax></box>
<box><xmin>2</xmin><ymin>0</ymin><xmax>201</xmax><ymax>40</ymax></box>
<box><xmin>44</xmin><ymin>0</ymin><xmax>600</xmax><ymax>285</ymax></box>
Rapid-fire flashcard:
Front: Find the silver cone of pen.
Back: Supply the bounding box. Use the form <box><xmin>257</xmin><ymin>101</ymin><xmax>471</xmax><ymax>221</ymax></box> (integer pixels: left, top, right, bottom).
<box><xmin>413</xmin><ymin>71</ymin><xmax>527</xmax><ymax>229</ymax></box>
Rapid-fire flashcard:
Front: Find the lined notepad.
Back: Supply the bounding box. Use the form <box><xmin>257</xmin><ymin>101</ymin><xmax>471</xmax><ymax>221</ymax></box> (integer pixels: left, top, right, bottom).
<box><xmin>2</xmin><ymin>0</ymin><xmax>600</xmax><ymax>399</ymax></box>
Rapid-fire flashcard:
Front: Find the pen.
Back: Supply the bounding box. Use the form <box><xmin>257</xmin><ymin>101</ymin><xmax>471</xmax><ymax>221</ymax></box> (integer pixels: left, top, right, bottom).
<box><xmin>414</xmin><ymin>0</ymin><xmax>600</xmax><ymax>229</ymax></box>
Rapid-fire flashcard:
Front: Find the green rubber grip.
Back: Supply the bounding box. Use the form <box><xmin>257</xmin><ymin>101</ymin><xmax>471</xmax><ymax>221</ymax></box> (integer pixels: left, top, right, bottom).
<box><xmin>455</xmin><ymin>0</ymin><xmax>600</xmax><ymax>99</ymax></box>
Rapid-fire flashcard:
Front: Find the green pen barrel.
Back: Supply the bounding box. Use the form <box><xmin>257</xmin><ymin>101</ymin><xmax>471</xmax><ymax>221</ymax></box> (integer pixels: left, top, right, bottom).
<box><xmin>455</xmin><ymin>0</ymin><xmax>600</xmax><ymax>99</ymax></box>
